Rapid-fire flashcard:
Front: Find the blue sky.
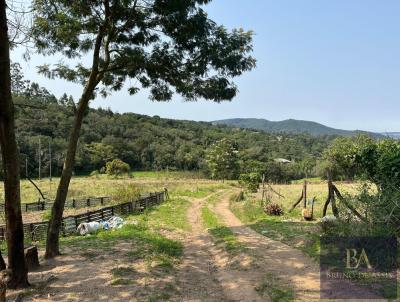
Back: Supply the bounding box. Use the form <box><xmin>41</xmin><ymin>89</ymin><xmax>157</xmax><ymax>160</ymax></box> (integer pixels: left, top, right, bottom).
<box><xmin>11</xmin><ymin>0</ymin><xmax>400</xmax><ymax>132</ymax></box>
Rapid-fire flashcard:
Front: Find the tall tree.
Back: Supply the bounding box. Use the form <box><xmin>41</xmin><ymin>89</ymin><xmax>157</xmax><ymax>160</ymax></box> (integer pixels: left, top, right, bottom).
<box><xmin>31</xmin><ymin>0</ymin><xmax>255</xmax><ymax>258</ymax></box>
<box><xmin>206</xmin><ymin>138</ymin><xmax>240</xmax><ymax>181</ymax></box>
<box><xmin>0</xmin><ymin>0</ymin><xmax>29</xmax><ymax>288</ymax></box>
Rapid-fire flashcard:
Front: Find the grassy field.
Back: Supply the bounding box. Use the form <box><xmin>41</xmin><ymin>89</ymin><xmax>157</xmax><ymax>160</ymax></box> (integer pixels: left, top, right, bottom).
<box><xmin>255</xmin><ymin>181</ymin><xmax>360</xmax><ymax>218</ymax></box>
<box><xmin>2</xmin><ymin>173</ymin><xmax>397</xmax><ymax>300</ymax></box>
<box><xmin>230</xmin><ymin>181</ymin><xmax>366</xmax><ymax>260</ymax></box>
<box><xmin>0</xmin><ymin>172</ymin><xmax>229</xmax><ymax>203</ymax></box>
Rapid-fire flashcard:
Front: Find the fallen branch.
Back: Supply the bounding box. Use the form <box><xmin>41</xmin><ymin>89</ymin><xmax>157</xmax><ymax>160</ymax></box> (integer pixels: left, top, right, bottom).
<box><xmin>289</xmin><ymin>189</ymin><xmax>303</xmax><ymax>212</ymax></box>
<box><xmin>267</xmin><ymin>184</ymin><xmax>285</xmax><ymax>198</ymax></box>
<box><xmin>332</xmin><ymin>185</ymin><xmax>367</xmax><ymax>222</ymax></box>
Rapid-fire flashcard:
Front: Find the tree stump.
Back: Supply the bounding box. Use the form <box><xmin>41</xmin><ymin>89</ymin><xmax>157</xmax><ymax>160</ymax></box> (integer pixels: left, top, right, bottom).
<box><xmin>0</xmin><ymin>270</ymin><xmax>11</xmax><ymax>302</ymax></box>
<box><xmin>24</xmin><ymin>246</ymin><xmax>40</xmax><ymax>271</ymax></box>
<box><xmin>0</xmin><ymin>252</ymin><xmax>5</xmax><ymax>272</ymax></box>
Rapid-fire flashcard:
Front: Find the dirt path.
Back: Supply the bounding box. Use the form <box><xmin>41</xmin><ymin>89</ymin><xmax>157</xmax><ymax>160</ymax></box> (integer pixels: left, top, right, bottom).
<box><xmin>212</xmin><ymin>193</ymin><xmax>388</xmax><ymax>302</ymax></box>
<box><xmin>5</xmin><ymin>189</ymin><xmax>390</xmax><ymax>302</ymax></box>
<box><xmin>176</xmin><ymin>192</ymin><xmax>265</xmax><ymax>302</ymax></box>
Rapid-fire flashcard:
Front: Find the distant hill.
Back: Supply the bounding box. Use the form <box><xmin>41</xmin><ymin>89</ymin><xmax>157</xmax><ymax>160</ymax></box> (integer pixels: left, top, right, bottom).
<box><xmin>383</xmin><ymin>132</ymin><xmax>400</xmax><ymax>139</ymax></box>
<box><xmin>213</xmin><ymin>118</ymin><xmax>381</xmax><ymax>137</ymax></box>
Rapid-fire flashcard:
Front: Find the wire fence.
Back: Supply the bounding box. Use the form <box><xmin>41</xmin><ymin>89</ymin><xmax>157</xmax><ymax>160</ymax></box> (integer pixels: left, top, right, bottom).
<box><xmin>0</xmin><ymin>191</ymin><xmax>166</xmax><ymax>243</ymax></box>
<box><xmin>0</xmin><ymin>196</ymin><xmax>112</xmax><ymax>213</ymax></box>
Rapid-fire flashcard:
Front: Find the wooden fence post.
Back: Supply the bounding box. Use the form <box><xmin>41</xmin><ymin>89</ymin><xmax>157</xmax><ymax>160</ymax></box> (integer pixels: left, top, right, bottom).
<box><xmin>30</xmin><ymin>224</ymin><xmax>34</xmax><ymax>242</ymax></box>
<box><xmin>303</xmin><ymin>180</ymin><xmax>307</xmax><ymax>209</ymax></box>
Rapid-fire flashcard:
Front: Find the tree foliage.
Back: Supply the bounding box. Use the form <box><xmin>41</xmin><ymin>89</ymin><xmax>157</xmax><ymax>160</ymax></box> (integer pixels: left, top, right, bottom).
<box><xmin>323</xmin><ymin>135</ymin><xmax>374</xmax><ymax>180</ymax></box>
<box><xmin>324</xmin><ymin>135</ymin><xmax>400</xmax><ymax>234</ymax></box>
<box><xmin>32</xmin><ymin>0</ymin><xmax>256</xmax><ymax>101</ymax></box>
<box><xmin>105</xmin><ymin>158</ymin><xmax>131</xmax><ymax>175</ymax></box>
<box><xmin>206</xmin><ymin>138</ymin><xmax>239</xmax><ymax>180</ymax></box>
<box><xmin>238</xmin><ymin>172</ymin><xmax>260</xmax><ymax>192</ymax></box>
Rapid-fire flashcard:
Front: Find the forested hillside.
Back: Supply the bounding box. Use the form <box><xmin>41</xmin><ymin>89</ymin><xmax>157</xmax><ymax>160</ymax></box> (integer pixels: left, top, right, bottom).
<box><xmin>11</xmin><ymin>77</ymin><xmax>333</xmax><ymax>179</ymax></box>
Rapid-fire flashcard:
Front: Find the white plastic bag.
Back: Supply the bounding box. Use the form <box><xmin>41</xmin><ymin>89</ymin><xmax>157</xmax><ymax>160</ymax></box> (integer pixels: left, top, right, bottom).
<box><xmin>108</xmin><ymin>216</ymin><xmax>125</xmax><ymax>229</ymax></box>
<box><xmin>77</xmin><ymin>221</ymin><xmax>101</xmax><ymax>235</ymax></box>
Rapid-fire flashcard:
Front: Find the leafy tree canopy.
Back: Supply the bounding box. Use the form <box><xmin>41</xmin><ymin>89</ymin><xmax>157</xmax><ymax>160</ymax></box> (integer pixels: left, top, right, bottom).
<box><xmin>32</xmin><ymin>0</ymin><xmax>256</xmax><ymax>101</ymax></box>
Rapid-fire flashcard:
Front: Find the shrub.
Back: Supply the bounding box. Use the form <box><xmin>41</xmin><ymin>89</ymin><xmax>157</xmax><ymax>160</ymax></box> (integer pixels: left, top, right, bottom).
<box><xmin>239</xmin><ymin>172</ymin><xmax>260</xmax><ymax>192</ymax></box>
<box><xmin>105</xmin><ymin>159</ymin><xmax>131</xmax><ymax>176</ymax></box>
<box><xmin>264</xmin><ymin>203</ymin><xmax>284</xmax><ymax>216</ymax></box>
<box><xmin>113</xmin><ymin>184</ymin><xmax>141</xmax><ymax>202</ymax></box>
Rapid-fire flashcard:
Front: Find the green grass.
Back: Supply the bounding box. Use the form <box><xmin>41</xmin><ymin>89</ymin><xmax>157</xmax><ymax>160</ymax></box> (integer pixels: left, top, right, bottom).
<box><xmin>230</xmin><ymin>198</ymin><xmax>320</xmax><ymax>260</ymax></box>
<box><xmin>131</xmin><ymin>170</ymin><xmax>205</xmax><ymax>179</ymax></box>
<box><xmin>291</xmin><ymin>177</ymin><xmax>322</xmax><ymax>184</ymax></box>
<box><xmin>201</xmin><ymin>206</ymin><xmax>242</xmax><ymax>252</ymax></box>
<box><xmin>176</xmin><ymin>183</ymin><xmax>226</xmax><ymax>198</ymax></box>
<box><xmin>111</xmin><ymin>266</ymin><xmax>137</xmax><ymax>277</ymax></box>
<box><xmin>133</xmin><ymin>196</ymin><xmax>191</xmax><ymax>231</ymax></box>
<box><xmin>205</xmin><ymin>191</ymin><xmax>224</xmax><ymax>206</ymax></box>
<box><xmin>61</xmin><ymin>223</ymin><xmax>183</xmax><ymax>259</ymax></box>
<box><xmin>110</xmin><ymin>278</ymin><xmax>133</xmax><ymax>286</ymax></box>
<box><xmin>255</xmin><ymin>273</ymin><xmax>294</xmax><ymax>302</ymax></box>
<box><xmin>1</xmin><ymin>172</ymin><xmax>195</xmax><ymax>203</ymax></box>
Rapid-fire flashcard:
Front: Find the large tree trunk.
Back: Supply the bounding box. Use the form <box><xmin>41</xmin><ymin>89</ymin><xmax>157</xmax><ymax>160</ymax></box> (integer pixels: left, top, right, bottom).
<box><xmin>44</xmin><ymin>14</ymin><xmax>107</xmax><ymax>259</ymax></box>
<box><xmin>0</xmin><ymin>0</ymin><xmax>29</xmax><ymax>288</ymax></box>
<box><xmin>44</xmin><ymin>97</ymin><xmax>90</xmax><ymax>258</ymax></box>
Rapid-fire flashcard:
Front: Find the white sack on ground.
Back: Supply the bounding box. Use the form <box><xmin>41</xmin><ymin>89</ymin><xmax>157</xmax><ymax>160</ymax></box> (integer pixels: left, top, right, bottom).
<box><xmin>77</xmin><ymin>221</ymin><xmax>101</xmax><ymax>235</ymax></box>
<box><xmin>76</xmin><ymin>216</ymin><xmax>126</xmax><ymax>235</ymax></box>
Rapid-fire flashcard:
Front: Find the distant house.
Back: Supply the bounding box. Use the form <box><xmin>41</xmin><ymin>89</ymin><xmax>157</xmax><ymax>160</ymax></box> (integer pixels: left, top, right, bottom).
<box><xmin>274</xmin><ymin>158</ymin><xmax>292</xmax><ymax>164</ymax></box>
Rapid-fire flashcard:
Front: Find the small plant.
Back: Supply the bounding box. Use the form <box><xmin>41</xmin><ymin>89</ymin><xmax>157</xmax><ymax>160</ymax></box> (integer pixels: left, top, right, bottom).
<box><xmin>239</xmin><ymin>172</ymin><xmax>260</xmax><ymax>192</ymax></box>
<box><xmin>264</xmin><ymin>203</ymin><xmax>284</xmax><ymax>216</ymax></box>
<box><xmin>256</xmin><ymin>273</ymin><xmax>294</xmax><ymax>302</ymax></box>
<box><xmin>230</xmin><ymin>191</ymin><xmax>245</xmax><ymax>202</ymax></box>
<box><xmin>42</xmin><ymin>209</ymin><xmax>52</xmax><ymax>221</ymax></box>
<box><xmin>113</xmin><ymin>184</ymin><xmax>141</xmax><ymax>202</ymax></box>
<box><xmin>111</xmin><ymin>266</ymin><xmax>136</xmax><ymax>277</ymax></box>
<box><xmin>320</xmin><ymin>215</ymin><xmax>338</xmax><ymax>233</ymax></box>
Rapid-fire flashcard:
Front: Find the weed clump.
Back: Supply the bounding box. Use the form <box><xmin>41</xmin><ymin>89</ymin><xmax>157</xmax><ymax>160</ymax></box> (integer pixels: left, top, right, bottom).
<box><xmin>264</xmin><ymin>203</ymin><xmax>284</xmax><ymax>216</ymax></box>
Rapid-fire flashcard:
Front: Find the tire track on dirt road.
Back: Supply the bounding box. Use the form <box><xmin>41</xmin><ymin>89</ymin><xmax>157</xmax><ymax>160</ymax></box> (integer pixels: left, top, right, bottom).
<box><xmin>176</xmin><ymin>191</ymin><xmax>265</xmax><ymax>302</ymax></box>
<box><xmin>213</xmin><ymin>192</ymin><xmax>387</xmax><ymax>302</ymax></box>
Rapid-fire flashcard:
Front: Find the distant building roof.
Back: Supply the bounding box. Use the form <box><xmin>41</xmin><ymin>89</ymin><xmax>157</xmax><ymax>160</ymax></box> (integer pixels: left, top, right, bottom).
<box><xmin>274</xmin><ymin>158</ymin><xmax>292</xmax><ymax>164</ymax></box>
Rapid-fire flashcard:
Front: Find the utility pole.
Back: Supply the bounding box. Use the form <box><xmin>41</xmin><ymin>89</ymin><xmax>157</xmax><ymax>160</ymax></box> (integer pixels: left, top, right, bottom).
<box><xmin>49</xmin><ymin>140</ymin><xmax>52</xmax><ymax>181</ymax></box>
<box><xmin>38</xmin><ymin>137</ymin><xmax>41</xmax><ymax>180</ymax></box>
<box><xmin>25</xmin><ymin>156</ymin><xmax>28</xmax><ymax>178</ymax></box>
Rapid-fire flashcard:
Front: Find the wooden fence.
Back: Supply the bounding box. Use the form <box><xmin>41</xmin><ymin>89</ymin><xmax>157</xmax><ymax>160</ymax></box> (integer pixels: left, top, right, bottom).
<box><xmin>0</xmin><ymin>196</ymin><xmax>112</xmax><ymax>213</ymax></box>
<box><xmin>0</xmin><ymin>191</ymin><xmax>165</xmax><ymax>243</ymax></box>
